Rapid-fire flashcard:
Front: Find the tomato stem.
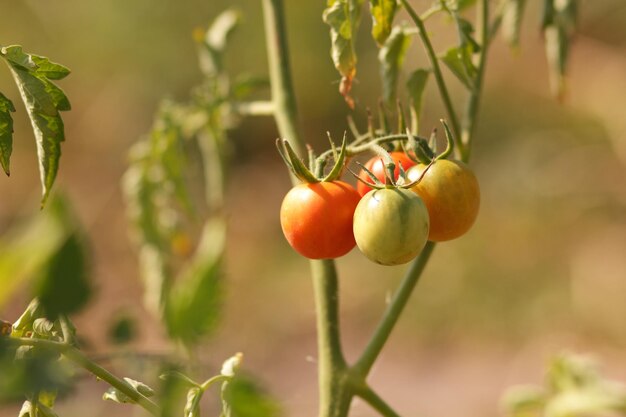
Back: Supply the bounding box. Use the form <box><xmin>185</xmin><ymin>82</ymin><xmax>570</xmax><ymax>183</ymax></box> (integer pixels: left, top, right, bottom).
<box><xmin>352</xmin><ymin>241</ymin><xmax>436</xmax><ymax>376</ymax></box>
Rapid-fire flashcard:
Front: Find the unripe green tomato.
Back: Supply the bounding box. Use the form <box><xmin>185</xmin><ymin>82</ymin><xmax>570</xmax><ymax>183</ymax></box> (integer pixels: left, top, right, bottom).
<box><xmin>407</xmin><ymin>159</ymin><xmax>480</xmax><ymax>242</ymax></box>
<box><xmin>353</xmin><ymin>188</ymin><xmax>430</xmax><ymax>265</ymax></box>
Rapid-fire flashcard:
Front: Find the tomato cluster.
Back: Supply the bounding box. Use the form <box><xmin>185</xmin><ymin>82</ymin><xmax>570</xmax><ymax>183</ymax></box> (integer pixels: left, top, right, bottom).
<box><xmin>278</xmin><ymin>134</ymin><xmax>480</xmax><ymax>265</ymax></box>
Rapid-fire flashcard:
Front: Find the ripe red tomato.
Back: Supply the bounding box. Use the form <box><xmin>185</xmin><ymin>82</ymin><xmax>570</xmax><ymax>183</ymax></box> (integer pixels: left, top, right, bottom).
<box><xmin>407</xmin><ymin>160</ymin><xmax>480</xmax><ymax>242</ymax></box>
<box><xmin>280</xmin><ymin>181</ymin><xmax>361</xmax><ymax>259</ymax></box>
<box><xmin>356</xmin><ymin>152</ymin><xmax>415</xmax><ymax>196</ymax></box>
<box><xmin>353</xmin><ymin>188</ymin><xmax>429</xmax><ymax>265</ymax></box>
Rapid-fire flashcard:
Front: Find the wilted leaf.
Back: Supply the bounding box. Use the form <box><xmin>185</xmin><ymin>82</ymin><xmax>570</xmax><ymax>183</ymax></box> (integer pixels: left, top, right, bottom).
<box><xmin>369</xmin><ymin>0</ymin><xmax>397</xmax><ymax>46</ymax></box>
<box><xmin>378</xmin><ymin>25</ymin><xmax>412</xmax><ymax>103</ymax></box>
<box><xmin>323</xmin><ymin>0</ymin><xmax>365</xmax><ymax>108</ymax></box>
<box><xmin>0</xmin><ymin>92</ymin><xmax>15</xmax><ymax>176</ymax></box>
<box><xmin>406</xmin><ymin>69</ymin><xmax>430</xmax><ymax>134</ymax></box>
<box><xmin>1</xmin><ymin>45</ymin><xmax>71</xmax><ymax>205</ymax></box>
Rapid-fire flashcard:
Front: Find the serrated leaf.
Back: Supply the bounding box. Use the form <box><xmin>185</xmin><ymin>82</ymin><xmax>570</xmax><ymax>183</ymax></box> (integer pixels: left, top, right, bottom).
<box><xmin>0</xmin><ymin>92</ymin><xmax>15</xmax><ymax>175</ymax></box>
<box><xmin>222</xmin><ymin>376</ymin><xmax>282</xmax><ymax>417</ymax></box>
<box><xmin>406</xmin><ymin>69</ymin><xmax>430</xmax><ymax>133</ymax></box>
<box><xmin>323</xmin><ymin>0</ymin><xmax>365</xmax><ymax>108</ymax></box>
<box><xmin>369</xmin><ymin>0</ymin><xmax>397</xmax><ymax>46</ymax></box>
<box><xmin>439</xmin><ymin>46</ymin><xmax>476</xmax><ymax>89</ymax></box>
<box><xmin>378</xmin><ymin>25</ymin><xmax>412</xmax><ymax>103</ymax></box>
<box><xmin>164</xmin><ymin>218</ymin><xmax>224</xmax><ymax>344</ymax></box>
<box><xmin>2</xmin><ymin>45</ymin><xmax>71</xmax><ymax>205</ymax></box>
<box><xmin>502</xmin><ymin>0</ymin><xmax>527</xmax><ymax>48</ymax></box>
<box><xmin>184</xmin><ymin>387</ymin><xmax>202</xmax><ymax>417</ymax></box>
<box><xmin>31</xmin><ymin>55</ymin><xmax>71</xmax><ymax>80</ymax></box>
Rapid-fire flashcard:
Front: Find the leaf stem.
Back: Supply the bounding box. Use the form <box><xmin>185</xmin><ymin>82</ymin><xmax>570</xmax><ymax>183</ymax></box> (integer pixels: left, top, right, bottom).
<box><xmin>353</xmin><ymin>383</ymin><xmax>402</xmax><ymax>417</ymax></box>
<box><xmin>460</xmin><ymin>0</ymin><xmax>490</xmax><ymax>162</ymax></box>
<box><xmin>353</xmin><ymin>241</ymin><xmax>435</xmax><ymax>376</ymax></box>
<box><xmin>9</xmin><ymin>337</ymin><xmax>161</xmax><ymax>416</ymax></box>
<box><xmin>399</xmin><ymin>0</ymin><xmax>461</xmax><ymax>143</ymax></box>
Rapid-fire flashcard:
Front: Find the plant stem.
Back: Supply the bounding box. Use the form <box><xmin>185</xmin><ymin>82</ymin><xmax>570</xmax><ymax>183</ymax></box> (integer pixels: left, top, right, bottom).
<box><xmin>460</xmin><ymin>0</ymin><xmax>490</xmax><ymax>162</ymax></box>
<box><xmin>262</xmin><ymin>0</ymin><xmax>303</xmax><ymax>155</ymax></box>
<box><xmin>311</xmin><ymin>260</ymin><xmax>352</xmax><ymax>417</ymax></box>
<box><xmin>9</xmin><ymin>337</ymin><xmax>161</xmax><ymax>416</ymax></box>
<box><xmin>353</xmin><ymin>242</ymin><xmax>435</xmax><ymax>376</ymax></box>
<box><xmin>353</xmin><ymin>384</ymin><xmax>402</xmax><ymax>417</ymax></box>
<box><xmin>399</xmin><ymin>0</ymin><xmax>461</xmax><ymax>144</ymax></box>
<box><xmin>262</xmin><ymin>2</ymin><xmax>350</xmax><ymax>417</ymax></box>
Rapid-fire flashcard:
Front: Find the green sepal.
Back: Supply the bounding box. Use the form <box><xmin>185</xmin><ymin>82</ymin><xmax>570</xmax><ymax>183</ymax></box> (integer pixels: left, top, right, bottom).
<box><xmin>436</xmin><ymin>119</ymin><xmax>455</xmax><ymax>160</ymax></box>
<box><xmin>322</xmin><ymin>133</ymin><xmax>348</xmax><ymax>182</ymax></box>
<box><xmin>276</xmin><ymin>139</ymin><xmax>319</xmax><ymax>183</ymax></box>
<box><xmin>404</xmin><ymin>128</ymin><xmax>434</xmax><ymax>164</ymax></box>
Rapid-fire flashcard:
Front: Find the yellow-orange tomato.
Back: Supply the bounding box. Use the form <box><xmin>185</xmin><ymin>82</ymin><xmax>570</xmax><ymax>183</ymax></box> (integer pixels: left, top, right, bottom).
<box><xmin>407</xmin><ymin>160</ymin><xmax>480</xmax><ymax>242</ymax></box>
<box><xmin>280</xmin><ymin>181</ymin><xmax>360</xmax><ymax>259</ymax></box>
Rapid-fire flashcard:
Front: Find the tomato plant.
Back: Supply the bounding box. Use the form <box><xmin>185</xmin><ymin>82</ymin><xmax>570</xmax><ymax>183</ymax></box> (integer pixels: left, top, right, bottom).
<box><xmin>353</xmin><ymin>187</ymin><xmax>429</xmax><ymax>265</ymax></box>
<box><xmin>281</xmin><ymin>181</ymin><xmax>360</xmax><ymax>259</ymax></box>
<box><xmin>407</xmin><ymin>159</ymin><xmax>480</xmax><ymax>242</ymax></box>
<box><xmin>356</xmin><ymin>151</ymin><xmax>415</xmax><ymax>196</ymax></box>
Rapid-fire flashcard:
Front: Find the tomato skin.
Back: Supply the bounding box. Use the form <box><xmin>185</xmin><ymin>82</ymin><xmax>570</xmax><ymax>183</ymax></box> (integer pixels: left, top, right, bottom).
<box><xmin>280</xmin><ymin>181</ymin><xmax>361</xmax><ymax>259</ymax></box>
<box><xmin>353</xmin><ymin>188</ymin><xmax>429</xmax><ymax>265</ymax></box>
<box><xmin>357</xmin><ymin>152</ymin><xmax>416</xmax><ymax>197</ymax></box>
<box><xmin>407</xmin><ymin>160</ymin><xmax>480</xmax><ymax>242</ymax></box>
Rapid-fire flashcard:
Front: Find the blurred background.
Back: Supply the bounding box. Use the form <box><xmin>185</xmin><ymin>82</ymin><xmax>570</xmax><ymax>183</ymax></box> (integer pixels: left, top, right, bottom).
<box><xmin>1</xmin><ymin>0</ymin><xmax>626</xmax><ymax>416</ymax></box>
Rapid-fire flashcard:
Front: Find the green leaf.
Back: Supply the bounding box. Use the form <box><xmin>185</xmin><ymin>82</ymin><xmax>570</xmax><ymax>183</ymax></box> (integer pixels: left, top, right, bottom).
<box><xmin>439</xmin><ymin>46</ymin><xmax>476</xmax><ymax>90</ymax></box>
<box><xmin>164</xmin><ymin>218</ymin><xmax>224</xmax><ymax>345</ymax></box>
<box><xmin>0</xmin><ymin>92</ymin><xmax>15</xmax><ymax>176</ymax></box>
<box><xmin>221</xmin><ymin>376</ymin><xmax>282</xmax><ymax>417</ymax></box>
<box><xmin>1</xmin><ymin>45</ymin><xmax>71</xmax><ymax>205</ymax></box>
<box><xmin>378</xmin><ymin>25</ymin><xmax>412</xmax><ymax>103</ymax></box>
<box><xmin>0</xmin><ymin>197</ymin><xmax>89</xmax><ymax>312</ymax></box>
<box><xmin>406</xmin><ymin>69</ymin><xmax>430</xmax><ymax>134</ymax></box>
<box><xmin>184</xmin><ymin>387</ymin><xmax>202</xmax><ymax>417</ymax></box>
<box><xmin>443</xmin><ymin>0</ymin><xmax>477</xmax><ymax>11</ymax></box>
<box><xmin>35</xmin><ymin>196</ymin><xmax>91</xmax><ymax>318</ymax></box>
<box><xmin>369</xmin><ymin>0</ymin><xmax>397</xmax><ymax>46</ymax></box>
<box><xmin>502</xmin><ymin>0</ymin><xmax>527</xmax><ymax>48</ymax></box>
<box><xmin>323</xmin><ymin>0</ymin><xmax>365</xmax><ymax>108</ymax></box>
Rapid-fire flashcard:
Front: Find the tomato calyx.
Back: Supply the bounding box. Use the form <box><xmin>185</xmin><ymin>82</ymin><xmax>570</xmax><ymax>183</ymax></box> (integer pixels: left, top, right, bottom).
<box><xmin>405</xmin><ymin>119</ymin><xmax>456</xmax><ymax>165</ymax></box>
<box><xmin>276</xmin><ymin>133</ymin><xmax>348</xmax><ymax>183</ymax></box>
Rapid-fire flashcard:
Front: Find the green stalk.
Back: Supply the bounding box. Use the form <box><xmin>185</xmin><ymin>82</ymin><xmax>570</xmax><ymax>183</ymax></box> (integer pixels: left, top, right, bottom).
<box><xmin>353</xmin><ymin>383</ymin><xmax>402</xmax><ymax>417</ymax></box>
<box><xmin>353</xmin><ymin>242</ymin><xmax>435</xmax><ymax>376</ymax></box>
<box><xmin>399</xmin><ymin>0</ymin><xmax>462</xmax><ymax>144</ymax></box>
<box><xmin>460</xmin><ymin>0</ymin><xmax>490</xmax><ymax>162</ymax></box>
<box><xmin>9</xmin><ymin>338</ymin><xmax>161</xmax><ymax>416</ymax></box>
<box><xmin>261</xmin><ymin>1</ymin><xmax>350</xmax><ymax>416</ymax></box>
<box><xmin>311</xmin><ymin>260</ymin><xmax>352</xmax><ymax>417</ymax></box>
<box><xmin>262</xmin><ymin>0</ymin><xmax>303</xmax><ymax>156</ymax></box>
